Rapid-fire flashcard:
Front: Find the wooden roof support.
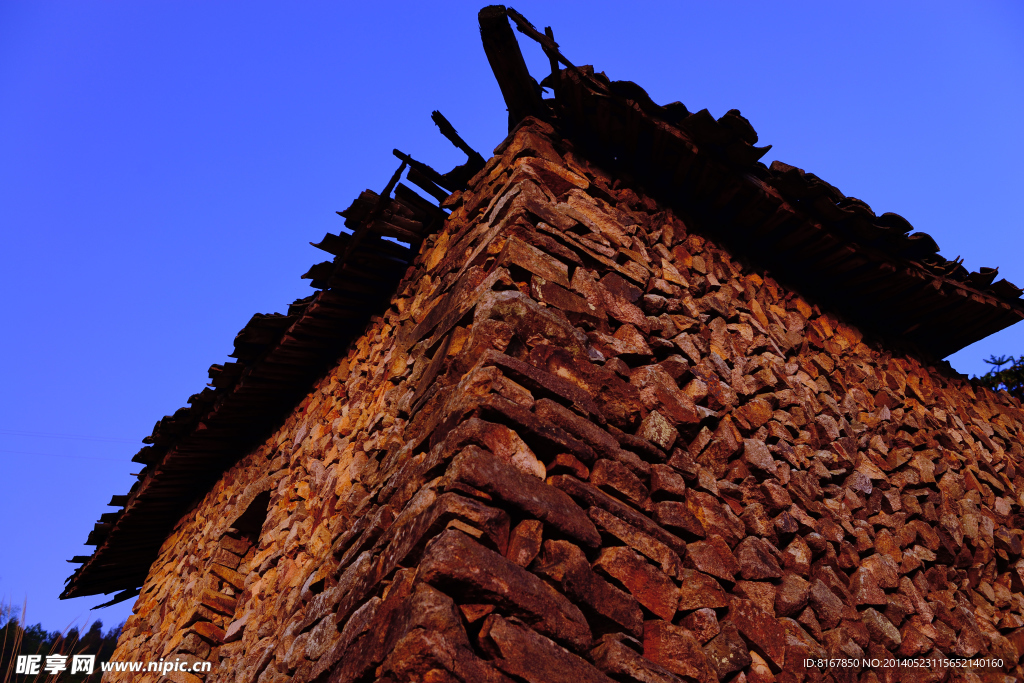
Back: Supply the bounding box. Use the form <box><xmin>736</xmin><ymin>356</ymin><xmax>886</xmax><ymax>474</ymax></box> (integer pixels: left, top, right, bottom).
<box><xmin>478</xmin><ymin>5</ymin><xmax>547</xmax><ymax>129</ymax></box>
<box><xmin>431</xmin><ymin>111</ymin><xmax>486</xmax><ymax>170</ymax></box>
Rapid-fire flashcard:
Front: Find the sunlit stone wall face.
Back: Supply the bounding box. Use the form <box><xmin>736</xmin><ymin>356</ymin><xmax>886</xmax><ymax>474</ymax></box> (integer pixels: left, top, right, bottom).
<box><xmin>106</xmin><ymin>118</ymin><xmax>1024</xmax><ymax>683</ymax></box>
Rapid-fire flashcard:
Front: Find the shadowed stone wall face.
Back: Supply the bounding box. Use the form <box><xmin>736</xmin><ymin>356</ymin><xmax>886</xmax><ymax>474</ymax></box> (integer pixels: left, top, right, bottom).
<box><xmin>106</xmin><ymin>118</ymin><xmax>1024</xmax><ymax>683</ymax></box>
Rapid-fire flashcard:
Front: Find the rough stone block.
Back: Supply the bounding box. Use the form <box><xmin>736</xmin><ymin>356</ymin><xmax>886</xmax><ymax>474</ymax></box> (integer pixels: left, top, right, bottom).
<box><xmin>642</xmin><ymin>620</ymin><xmax>717</xmax><ymax>683</ymax></box>
<box><xmin>592</xmin><ymin>545</ymin><xmax>678</xmax><ymax>622</ymax></box>
<box><xmin>419</xmin><ymin>529</ymin><xmax>592</xmax><ymax>651</ymax></box>
<box><xmin>480</xmin><ymin>614</ymin><xmax>614</xmax><ymax>683</ymax></box>
<box><xmin>444</xmin><ymin>447</ymin><xmax>600</xmax><ymax>548</ymax></box>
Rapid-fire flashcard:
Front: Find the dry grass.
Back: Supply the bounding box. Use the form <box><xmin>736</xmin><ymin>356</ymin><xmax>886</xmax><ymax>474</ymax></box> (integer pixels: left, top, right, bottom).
<box><xmin>1</xmin><ymin>600</ymin><xmax>27</xmax><ymax>683</ymax></box>
<box><xmin>1</xmin><ymin>599</ymin><xmax>102</xmax><ymax>683</ymax></box>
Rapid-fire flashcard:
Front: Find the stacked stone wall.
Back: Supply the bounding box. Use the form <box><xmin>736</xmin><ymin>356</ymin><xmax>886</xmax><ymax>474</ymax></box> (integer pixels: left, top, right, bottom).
<box><xmin>106</xmin><ymin>117</ymin><xmax>1024</xmax><ymax>683</ymax></box>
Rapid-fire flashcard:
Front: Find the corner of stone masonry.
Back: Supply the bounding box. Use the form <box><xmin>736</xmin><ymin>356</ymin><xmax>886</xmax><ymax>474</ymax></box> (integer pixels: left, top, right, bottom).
<box><xmin>104</xmin><ymin>115</ymin><xmax>1024</xmax><ymax>683</ymax></box>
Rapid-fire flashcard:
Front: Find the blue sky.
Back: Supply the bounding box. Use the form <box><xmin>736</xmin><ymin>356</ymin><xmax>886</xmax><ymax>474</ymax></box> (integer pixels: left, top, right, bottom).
<box><xmin>1</xmin><ymin>1</ymin><xmax>1022</xmax><ymax>631</ymax></box>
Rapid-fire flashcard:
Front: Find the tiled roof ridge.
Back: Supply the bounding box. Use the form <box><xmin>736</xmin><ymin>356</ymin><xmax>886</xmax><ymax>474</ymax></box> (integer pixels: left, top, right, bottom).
<box><xmin>659</xmin><ymin>103</ymin><xmax>1018</xmax><ymax>299</ymax></box>
<box><xmin>530</xmin><ymin>37</ymin><xmax>1021</xmax><ymax>303</ymax></box>
<box><xmin>480</xmin><ymin>6</ymin><xmax>1022</xmax><ymax>357</ymax></box>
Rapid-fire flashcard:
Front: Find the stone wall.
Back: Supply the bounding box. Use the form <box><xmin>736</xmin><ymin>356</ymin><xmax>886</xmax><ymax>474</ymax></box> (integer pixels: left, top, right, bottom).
<box><xmin>105</xmin><ymin>117</ymin><xmax>1024</xmax><ymax>683</ymax></box>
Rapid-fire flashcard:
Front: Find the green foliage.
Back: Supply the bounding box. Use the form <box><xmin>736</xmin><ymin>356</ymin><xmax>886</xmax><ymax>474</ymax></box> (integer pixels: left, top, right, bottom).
<box><xmin>1</xmin><ymin>602</ymin><xmax>122</xmax><ymax>683</ymax></box>
<box><xmin>976</xmin><ymin>355</ymin><xmax>1024</xmax><ymax>401</ymax></box>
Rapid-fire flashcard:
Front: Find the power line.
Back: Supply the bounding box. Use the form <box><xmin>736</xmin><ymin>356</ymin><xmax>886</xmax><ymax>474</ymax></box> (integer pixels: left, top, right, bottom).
<box><xmin>0</xmin><ymin>429</ymin><xmax>138</xmax><ymax>445</ymax></box>
<box><xmin>0</xmin><ymin>449</ymin><xmax>125</xmax><ymax>463</ymax></box>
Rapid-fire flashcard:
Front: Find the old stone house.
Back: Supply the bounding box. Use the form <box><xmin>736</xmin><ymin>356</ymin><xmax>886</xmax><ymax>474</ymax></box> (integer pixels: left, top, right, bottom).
<box><xmin>64</xmin><ymin>7</ymin><xmax>1024</xmax><ymax>682</ymax></box>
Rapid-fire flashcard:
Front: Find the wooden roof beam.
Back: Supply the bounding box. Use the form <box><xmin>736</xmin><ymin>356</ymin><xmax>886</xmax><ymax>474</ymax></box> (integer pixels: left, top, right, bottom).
<box><xmin>479</xmin><ymin>5</ymin><xmax>548</xmax><ymax>130</ymax></box>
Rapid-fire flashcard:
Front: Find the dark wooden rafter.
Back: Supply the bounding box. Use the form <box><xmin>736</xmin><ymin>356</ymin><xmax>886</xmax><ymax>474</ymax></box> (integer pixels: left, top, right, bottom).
<box><xmin>478</xmin><ymin>5</ymin><xmax>548</xmax><ymax>128</ymax></box>
<box><xmin>431</xmin><ymin>111</ymin><xmax>486</xmax><ymax>170</ymax></box>
<box><xmin>393</xmin><ymin>110</ymin><xmax>487</xmax><ymax>195</ymax></box>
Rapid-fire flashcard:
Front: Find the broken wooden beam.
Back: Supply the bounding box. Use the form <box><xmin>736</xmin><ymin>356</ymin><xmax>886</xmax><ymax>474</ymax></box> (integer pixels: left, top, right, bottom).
<box><xmin>478</xmin><ymin>5</ymin><xmax>548</xmax><ymax>128</ymax></box>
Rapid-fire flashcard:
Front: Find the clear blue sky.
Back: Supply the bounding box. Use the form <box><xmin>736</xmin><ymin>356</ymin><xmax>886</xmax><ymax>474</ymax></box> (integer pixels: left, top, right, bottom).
<box><xmin>1</xmin><ymin>1</ymin><xmax>1022</xmax><ymax>631</ymax></box>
